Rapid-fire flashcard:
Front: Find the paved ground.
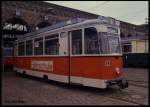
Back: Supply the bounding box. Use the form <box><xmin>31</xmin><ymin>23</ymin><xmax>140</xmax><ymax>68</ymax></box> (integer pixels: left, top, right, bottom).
<box><xmin>2</xmin><ymin>68</ymin><xmax>149</xmax><ymax>105</ymax></box>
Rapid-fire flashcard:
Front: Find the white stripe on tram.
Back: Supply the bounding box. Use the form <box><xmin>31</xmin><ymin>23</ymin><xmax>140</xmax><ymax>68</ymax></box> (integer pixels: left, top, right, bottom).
<box><xmin>14</xmin><ymin>67</ymin><xmax>107</xmax><ymax>88</ymax></box>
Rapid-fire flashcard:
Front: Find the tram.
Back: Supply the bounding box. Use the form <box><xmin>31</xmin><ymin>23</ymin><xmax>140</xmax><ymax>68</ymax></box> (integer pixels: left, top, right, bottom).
<box><xmin>13</xmin><ymin>16</ymin><xmax>128</xmax><ymax>89</ymax></box>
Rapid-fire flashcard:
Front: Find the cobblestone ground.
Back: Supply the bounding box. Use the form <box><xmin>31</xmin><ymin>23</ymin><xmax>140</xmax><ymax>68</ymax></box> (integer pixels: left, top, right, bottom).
<box><xmin>2</xmin><ymin>68</ymin><xmax>149</xmax><ymax>105</ymax></box>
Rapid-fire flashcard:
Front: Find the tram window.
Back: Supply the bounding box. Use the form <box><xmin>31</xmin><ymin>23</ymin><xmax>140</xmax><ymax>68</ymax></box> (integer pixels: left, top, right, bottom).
<box><xmin>34</xmin><ymin>38</ymin><xmax>43</xmax><ymax>55</ymax></box>
<box><xmin>18</xmin><ymin>42</ymin><xmax>25</xmax><ymax>56</ymax></box>
<box><xmin>26</xmin><ymin>40</ymin><xmax>33</xmax><ymax>55</ymax></box>
<box><xmin>45</xmin><ymin>34</ymin><xmax>59</xmax><ymax>55</ymax></box>
<box><xmin>14</xmin><ymin>42</ymin><xmax>18</xmax><ymax>56</ymax></box>
<box><xmin>108</xmin><ymin>36</ymin><xmax>121</xmax><ymax>53</ymax></box>
<box><xmin>71</xmin><ymin>29</ymin><xmax>82</xmax><ymax>55</ymax></box>
<box><xmin>100</xmin><ymin>32</ymin><xmax>109</xmax><ymax>54</ymax></box>
<box><xmin>84</xmin><ymin>27</ymin><xmax>100</xmax><ymax>54</ymax></box>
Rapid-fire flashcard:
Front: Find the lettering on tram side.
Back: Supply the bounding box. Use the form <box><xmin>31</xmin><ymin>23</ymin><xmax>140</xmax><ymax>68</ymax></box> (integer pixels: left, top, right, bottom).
<box><xmin>31</xmin><ymin>61</ymin><xmax>53</xmax><ymax>72</ymax></box>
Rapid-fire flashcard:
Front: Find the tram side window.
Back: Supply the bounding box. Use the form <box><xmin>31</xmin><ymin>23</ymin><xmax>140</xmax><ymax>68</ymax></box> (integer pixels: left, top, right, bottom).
<box><xmin>45</xmin><ymin>34</ymin><xmax>59</xmax><ymax>55</ymax></box>
<box><xmin>14</xmin><ymin>42</ymin><xmax>18</xmax><ymax>56</ymax></box>
<box><xmin>18</xmin><ymin>42</ymin><xmax>25</xmax><ymax>56</ymax></box>
<box><xmin>26</xmin><ymin>40</ymin><xmax>33</xmax><ymax>55</ymax></box>
<box><xmin>71</xmin><ymin>29</ymin><xmax>82</xmax><ymax>55</ymax></box>
<box><xmin>84</xmin><ymin>27</ymin><xmax>100</xmax><ymax>54</ymax></box>
<box><xmin>34</xmin><ymin>38</ymin><xmax>43</xmax><ymax>55</ymax></box>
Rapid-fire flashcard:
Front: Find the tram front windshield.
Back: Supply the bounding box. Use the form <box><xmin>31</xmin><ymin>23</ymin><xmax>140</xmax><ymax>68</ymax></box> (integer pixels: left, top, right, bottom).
<box><xmin>99</xmin><ymin>32</ymin><xmax>121</xmax><ymax>54</ymax></box>
<box><xmin>108</xmin><ymin>35</ymin><xmax>121</xmax><ymax>54</ymax></box>
<box><xmin>84</xmin><ymin>27</ymin><xmax>121</xmax><ymax>54</ymax></box>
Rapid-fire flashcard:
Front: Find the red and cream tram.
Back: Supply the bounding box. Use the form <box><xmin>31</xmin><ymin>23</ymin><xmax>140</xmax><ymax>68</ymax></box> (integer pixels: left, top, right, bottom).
<box><xmin>13</xmin><ymin>16</ymin><xmax>128</xmax><ymax>89</ymax></box>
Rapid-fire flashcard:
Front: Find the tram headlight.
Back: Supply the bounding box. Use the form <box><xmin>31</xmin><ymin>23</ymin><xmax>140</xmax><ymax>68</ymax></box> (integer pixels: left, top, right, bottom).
<box><xmin>115</xmin><ymin>67</ymin><xmax>120</xmax><ymax>74</ymax></box>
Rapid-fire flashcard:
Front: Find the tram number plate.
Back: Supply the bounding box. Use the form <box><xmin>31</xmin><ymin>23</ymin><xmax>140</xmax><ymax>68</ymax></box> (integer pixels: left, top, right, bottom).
<box><xmin>31</xmin><ymin>61</ymin><xmax>53</xmax><ymax>72</ymax></box>
<box><xmin>105</xmin><ymin>60</ymin><xmax>112</xmax><ymax>66</ymax></box>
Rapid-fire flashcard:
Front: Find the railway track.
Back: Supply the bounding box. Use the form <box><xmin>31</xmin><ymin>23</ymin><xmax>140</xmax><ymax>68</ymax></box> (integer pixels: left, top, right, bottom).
<box><xmin>103</xmin><ymin>95</ymin><xmax>139</xmax><ymax>105</ymax></box>
<box><xmin>101</xmin><ymin>88</ymin><xmax>147</xmax><ymax>105</ymax></box>
<box><xmin>128</xmin><ymin>80</ymin><xmax>148</xmax><ymax>88</ymax></box>
<box><xmin>2</xmin><ymin>71</ymin><xmax>148</xmax><ymax>105</ymax></box>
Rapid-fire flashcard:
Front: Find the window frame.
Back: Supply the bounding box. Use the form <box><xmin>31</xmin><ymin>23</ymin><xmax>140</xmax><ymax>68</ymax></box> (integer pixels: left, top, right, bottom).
<box><xmin>44</xmin><ymin>33</ymin><xmax>59</xmax><ymax>55</ymax></box>
<box><xmin>25</xmin><ymin>40</ymin><xmax>33</xmax><ymax>56</ymax></box>
<box><xmin>70</xmin><ymin>29</ymin><xmax>83</xmax><ymax>55</ymax></box>
<box><xmin>99</xmin><ymin>32</ymin><xmax>110</xmax><ymax>54</ymax></box>
<box><xmin>14</xmin><ymin>41</ymin><xmax>18</xmax><ymax>57</ymax></box>
<box><xmin>108</xmin><ymin>35</ymin><xmax>121</xmax><ymax>54</ymax></box>
<box><xmin>18</xmin><ymin>41</ymin><xmax>25</xmax><ymax>56</ymax></box>
<box><xmin>84</xmin><ymin>27</ymin><xmax>100</xmax><ymax>55</ymax></box>
<box><xmin>34</xmin><ymin>37</ymin><xmax>44</xmax><ymax>56</ymax></box>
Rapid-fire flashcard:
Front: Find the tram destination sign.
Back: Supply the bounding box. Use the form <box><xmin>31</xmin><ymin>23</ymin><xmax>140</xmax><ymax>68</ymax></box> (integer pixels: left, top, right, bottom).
<box><xmin>31</xmin><ymin>61</ymin><xmax>53</xmax><ymax>72</ymax></box>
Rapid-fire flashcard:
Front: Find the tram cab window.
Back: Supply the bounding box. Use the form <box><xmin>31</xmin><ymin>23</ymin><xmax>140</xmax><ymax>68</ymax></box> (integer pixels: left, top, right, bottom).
<box><xmin>18</xmin><ymin>42</ymin><xmax>25</xmax><ymax>56</ymax></box>
<box><xmin>34</xmin><ymin>38</ymin><xmax>43</xmax><ymax>55</ymax></box>
<box><xmin>45</xmin><ymin>34</ymin><xmax>59</xmax><ymax>55</ymax></box>
<box><xmin>100</xmin><ymin>32</ymin><xmax>109</xmax><ymax>54</ymax></box>
<box><xmin>108</xmin><ymin>35</ymin><xmax>121</xmax><ymax>54</ymax></box>
<box><xmin>84</xmin><ymin>27</ymin><xmax>100</xmax><ymax>54</ymax></box>
<box><xmin>71</xmin><ymin>29</ymin><xmax>82</xmax><ymax>55</ymax></box>
<box><xmin>26</xmin><ymin>40</ymin><xmax>33</xmax><ymax>55</ymax></box>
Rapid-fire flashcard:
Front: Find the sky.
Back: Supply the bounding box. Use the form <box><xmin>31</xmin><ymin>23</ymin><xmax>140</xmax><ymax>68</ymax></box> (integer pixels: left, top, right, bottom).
<box><xmin>45</xmin><ymin>1</ymin><xmax>148</xmax><ymax>25</ymax></box>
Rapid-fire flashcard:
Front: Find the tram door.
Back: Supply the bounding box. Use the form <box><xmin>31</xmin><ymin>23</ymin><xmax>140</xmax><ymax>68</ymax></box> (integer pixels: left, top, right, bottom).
<box><xmin>59</xmin><ymin>32</ymin><xmax>70</xmax><ymax>83</ymax></box>
<box><xmin>69</xmin><ymin>29</ymin><xmax>83</xmax><ymax>85</ymax></box>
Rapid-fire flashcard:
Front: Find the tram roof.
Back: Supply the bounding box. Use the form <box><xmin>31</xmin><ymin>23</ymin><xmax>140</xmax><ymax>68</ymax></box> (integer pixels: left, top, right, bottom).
<box><xmin>17</xmin><ymin>16</ymin><xmax>119</xmax><ymax>41</ymax></box>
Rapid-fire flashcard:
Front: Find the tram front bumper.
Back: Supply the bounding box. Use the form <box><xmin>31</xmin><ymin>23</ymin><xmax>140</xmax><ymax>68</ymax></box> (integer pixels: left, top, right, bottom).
<box><xmin>106</xmin><ymin>78</ymin><xmax>128</xmax><ymax>89</ymax></box>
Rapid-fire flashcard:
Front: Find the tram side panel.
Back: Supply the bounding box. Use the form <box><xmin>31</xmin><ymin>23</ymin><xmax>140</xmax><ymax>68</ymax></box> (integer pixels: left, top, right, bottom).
<box><xmin>70</xmin><ymin>56</ymin><xmax>125</xmax><ymax>88</ymax></box>
<box><xmin>14</xmin><ymin>56</ymin><xmax>125</xmax><ymax>88</ymax></box>
<box><xmin>14</xmin><ymin>57</ymin><xmax>69</xmax><ymax>83</ymax></box>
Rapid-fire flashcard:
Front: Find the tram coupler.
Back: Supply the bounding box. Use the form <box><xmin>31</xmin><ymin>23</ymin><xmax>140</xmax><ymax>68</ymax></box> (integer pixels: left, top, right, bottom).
<box><xmin>106</xmin><ymin>78</ymin><xmax>128</xmax><ymax>89</ymax></box>
<box><xmin>118</xmin><ymin>79</ymin><xmax>128</xmax><ymax>89</ymax></box>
